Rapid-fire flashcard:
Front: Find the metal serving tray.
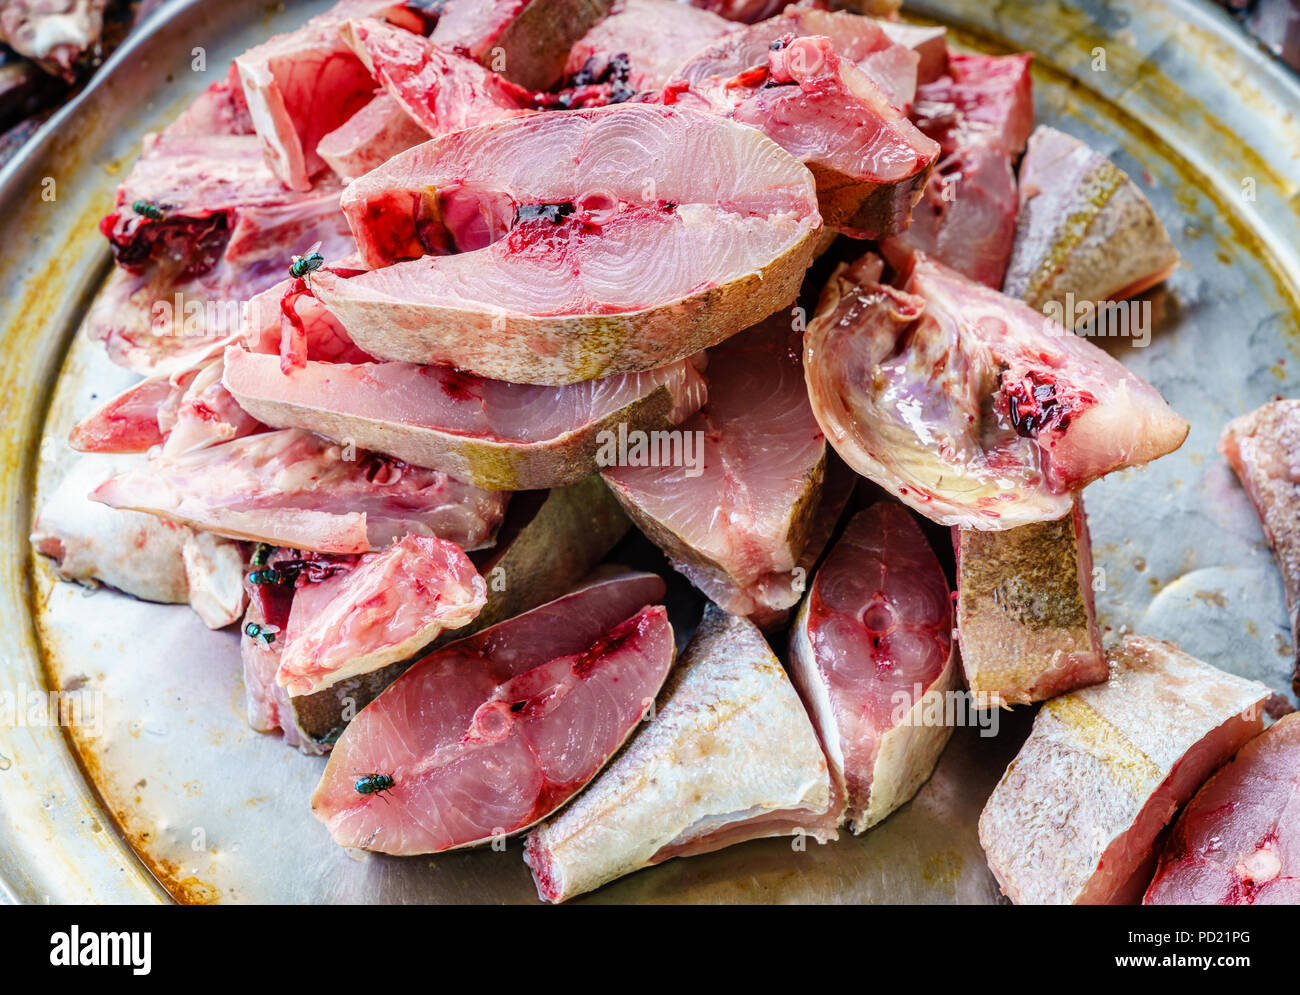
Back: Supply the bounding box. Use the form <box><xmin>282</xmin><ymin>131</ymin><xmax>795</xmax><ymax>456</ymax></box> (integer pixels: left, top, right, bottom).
<box><xmin>0</xmin><ymin>0</ymin><xmax>1297</xmax><ymax>904</ymax></box>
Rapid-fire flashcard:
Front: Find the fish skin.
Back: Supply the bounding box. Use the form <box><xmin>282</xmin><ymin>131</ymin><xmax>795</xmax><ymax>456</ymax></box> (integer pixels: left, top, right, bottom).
<box><xmin>603</xmin><ymin>315</ymin><xmax>825</xmax><ymax>624</ymax></box>
<box><xmin>310</xmin><ymin>573</ymin><xmax>673</xmax><ymax>854</ymax></box>
<box><xmin>221</xmin><ymin>345</ymin><xmax>707</xmax><ymax>491</ymax></box>
<box><xmin>525</xmin><ymin>604</ymin><xmax>836</xmax><ymax>903</ymax></box>
<box><xmin>315</xmin><ymin>103</ymin><xmax>820</xmax><ymax>385</ymax></box>
<box><xmin>979</xmin><ymin>636</ymin><xmax>1271</xmax><ymax>905</ymax></box>
<box><xmin>1145</xmin><ymin>712</ymin><xmax>1300</xmax><ymax>905</ymax></box>
<box><xmin>1003</xmin><ymin>125</ymin><xmax>1179</xmax><ymax>317</ymax></box>
<box><xmin>804</xmin><ymin>252</ymin><xmax>1189</xmax><ymax>528</ymax></box>
<box><xmin>788</xmin><ymin>502</ymin><xmax>957</xmax><ymax>834</ymax></box>
<box><xmin>1219</xmin><ymin>400</ymin><xmax>1300</xmax><ymax>696</ymax></box>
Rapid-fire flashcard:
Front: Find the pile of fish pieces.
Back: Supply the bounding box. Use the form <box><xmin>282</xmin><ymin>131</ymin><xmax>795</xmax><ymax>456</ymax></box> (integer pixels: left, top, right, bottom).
<box><xmin>29</xmin><ymin>0</ymin><xmax>1296</xmax><ymax>904</ymax></box>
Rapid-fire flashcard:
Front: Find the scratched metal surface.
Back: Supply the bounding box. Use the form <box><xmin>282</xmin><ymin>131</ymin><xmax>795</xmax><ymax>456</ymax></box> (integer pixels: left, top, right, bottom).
<box><xmin>1</xmin><ymin>0</ymin><xmax>1298</xmax><ymax>904</ymax></box>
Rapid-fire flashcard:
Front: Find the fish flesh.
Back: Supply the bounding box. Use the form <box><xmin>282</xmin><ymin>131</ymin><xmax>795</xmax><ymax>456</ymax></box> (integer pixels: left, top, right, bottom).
<box><xmin>234</xmin><ymin>0</ymin><xmax>425</xmax><ymax>190</ymax></box>
<box><xmin>1004</xmin><ymin>126</ymin><xmax>1180</xmax><ymax>318</ymax></box>
<box><xmin>1145</xmin><ymin>712</ymin><xmax>1300</xmax><ymax>905</ymax></box>
<box><xmin>525</xmin><ymin>604</ymin><xmax>837</xmax><ymax>903</ymax></box>
<box><xmin>563</xmin><ymin>0</ymin><xmax>734</xmax><ymax>95</ymax></box>
<box><xmin>279</xmin><ymin>476</ymin><xmax>630</xmax><ymax>749</ymax></box>
<box><xmin>669</xmin><ymin>31</ymin><xmax>937</xmax><ymax>237</ymax></box>
<box><xmin>70</xmin><ymin>354</ymin><xmax>262</xmax><ymax>458</ymax></box>
<box><xmin>803</xmin><ymin>252</ymin><xmax>1189</xmax><ymax>528</ymax></box>
<box><xmin>1220</xmin><ymin>400</ymin><xmax>1300</xmax><ymax>696</ymax></box>
<box><xmin>312</xmin><ymin>103</ymin><xmax>821</xmax><ymax>384</ymax></box>
<box><xmin>882</xmin><ymin>53</ymin><xmax>1032</xmax><ymax>288</ymax></box>
<box><xmin>340</xmin><ymin>18</ymin><xmax>531</xmax><ymax>140</ymax></box>
<box><xmin>311</xmin><ymin>571</ymin><xmax>673</xmax><ymax>853</ymax></box>
<box><xmin>979</xmin><ymin>635</ymin><xmax>1271</xmax><ymax>904</ymax></box>
<box><xmin>954</xmin><ymin>494</ymin><xmax>1105</xmax><ymax>707</ymax></box>
<box><xmin>90</xmin><ymin>428</ymin><xmax>508</xmax><ymax>555</ymax></box>
<box><xmin>276</xmin><ymin>535</ymin><xmax>486</xmax><ymax>696</ymax></box>
<box><xmin>316</xmin><ymin>91</ymin><xmax>430</xmax><ymax>181</ymax></box>
<box><xmin>789</xmin><ymin>501</ymin><xmax>957</xmax><ymax>833</ymax></box>
<box><xmin>430</xmin><ymin>0</ymin><xmax>613</xmax><ymax>91</ymax></box>
<box><xmin>878</xmin><ymin>20</ymin><xmax>946</xmax><ymax>86</ymax></box>
<box><xmin>670</xmin><ymin>8</ymin><xmax>921</xmax><ymax>111</ymax></box>
<box><xmin>220</xmin><ymin>344</ymin><xmax>707</xmax><ymax>491</ymax></box>
<box><xmin>32</xmin><ymin>455</ymin><xmax>247</xmax><ymax>629</ymax></box>
<box><xmin>603</xmin><ymin>315</ymin><xmax>825</xmax><ymax>625</ymax></box>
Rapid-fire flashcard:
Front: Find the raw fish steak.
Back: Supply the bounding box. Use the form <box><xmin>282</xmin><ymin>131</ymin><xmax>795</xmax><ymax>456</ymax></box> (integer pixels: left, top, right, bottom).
<box><xmin>883</xmin><ymin>53</ymin><xmax>1033</xmax><ymax>288</ymax></box>
<box><xmin>221</xmin><ymin>345</ymin><xmax>707</xmax><ymax>491</ymax></box>
<box><xmin>234</xmin><ymin>0</ymin><xmax>424</xmax><ymax>190</ymax></box>
<box><xmin>789</xmin><ymin>502</ymin><xmax>958</xmax><ymax>833</ymax></box>
<box><xmin>669</xmin><ymin>30</ymin><xmax>936</xmax><ymax>236</ymax></box>
<box><xmin>1145</xmin><ymin>713</ymin><xmax>1300</xmax><ymax>905</ymax></box>
<box><xmin>603</xmin><ymin>316</ymin><xmax>825</xmax><ymax>624</ymax></box>
<box><xmin>1004</xmin><ymin>126</ymin><xmax>1179</xmax><ymax>317</ymax></box>
<box><xmin>277</xmin><ymin>535</ymin><xmax>486</xmax><ymax>696</ymax></box>
<box><xmin>803</xmin><ymin>252</ymin><xmax>1188</xmax><ymax>528</ymax></box>
<box><xmin>313</xmin><ymin>103</ymin><xmax>821</xmax><ymax>385</ymax></box>
<box><xmin>979</xmin><ymin>636</ymin><xmax>1271</xmax><ymax>904</ymax></box>
<box><xmin>91</xmin><ymin>428</ymin><xmax>507</xmax><ymax>554</ymax></box>
<box><xmin>525</xmin><ymin>605</ymin><xmax>836</xmax><ymax>903</ymax></box>
<box><xmin>430</xmin><ymin>0</ymin><xmax>613</xmax><ymax>91</ymax></box>
<box><xmin>1220</xmin><ymin>400</ymin><xmax>1300</xmax><ymax>695</ymax></box>
<box><xmin>954</xmin><ymin>494</ymin><xmax>1105</xmax><ymax>707</ymax></box>
<box><xmin>563</xmin><ymin>0</ymin><xmax>733</xmax><ymax>95</ymax></box>
<box><xmin>279</xmin><ymin>477</ymin><xmax>631</xmax><ymax>749</ymax></box>
<box><xmin>311</xmin><ymin>571</ymin><xmax>673</xmax><ymax>854</ymax></box>
<box><xmin>340</xmin><ymin>18</ymin><xmax>531</xmax><ymax>139</ymax></box>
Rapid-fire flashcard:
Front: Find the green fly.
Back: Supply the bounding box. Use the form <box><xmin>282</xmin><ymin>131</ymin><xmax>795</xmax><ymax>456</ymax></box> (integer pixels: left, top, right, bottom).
<box><xmin>354</xmin><ymin>773</ymin><xmax>395</xmax><ymax>802</ymax></box>
<box><xmin>243</xmin><ymin>622</ymin><xmax>277</xmax><ymax>645</ymax></box>
<box><xmin>131</xmin><ymin>199</ymin><xmax>165</xmax><ymax>221</ymax></box>
<box><xmin>289</xmin><ymin>241</ymin><xmax>325</xmax><ymax>279</ymax></box>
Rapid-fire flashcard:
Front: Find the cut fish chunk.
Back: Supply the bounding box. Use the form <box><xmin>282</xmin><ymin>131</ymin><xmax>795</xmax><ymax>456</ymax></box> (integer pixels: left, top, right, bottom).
<box><xmin>525</xmin><ymin>604</ymin><xmax>837</xmax><ymax>903</ymax></box>
<box><xmin>431</xmin><ymin>0</ymin><xmax>613</xmax><ymax>91</ymax></box>
<box><xmin>340</xmin><ymin>18</ymin><xmax>531</xmax><ymax>140</ymax></box>
<box><xmin>316</xmin><ymin>91</ymin><xmax>430</xmax><ymax>181</ymax></box>
<box><xmin>789</xmin><ymin>502</ymin><xmax>957</xmax><ymax>833</ymax></box>
<box><xmin>804</xmin><ymin>252</ymin><xmax>1189</xmax><ymax>528</ymax></box>
<box><xmin>603</xmin><ymin>316</ymin><xmax>825</xmax><ymax>623</ymax></box>
<box><xmin>276</xmin><ymin>477</ymin><xmax>630</xmax><ymax>750</ymax></box>
<box><xmin>954</xmin><ymin>494</ymin><xmax>1105</xmax><ymax>706</ymax></box>
<box><xmin>277</xmin><ymin>535</ymin><xmax>485</xmax><ymax>695</ymax></box>
<box><xmin>234</xmin><ymin>0</ymin><xmax>423</xmax><ymax>190</ymax></box>
<box><xmin>979</xmin><ymin>636</ymin><xmax>1271</xmax><ymax>904</ymax></box>
<box><xmin>670</xmin><ymin>32</ymin><xmax>937</xmax><ymax>236</ymax></box>
<box><xmin>1220</xmin><ymin>400</ymin><xmax>1300</xmax><ymax>696</ymax></box>
<box><xmin>311</xmin><ymin>571</ymin><xmax>673</xmax><ymax>854</ymax></box>
<box><xmin>90</xmin><ymin>428</ymin><xmax>507</xmax><ymax>554</ymax></box>
<box><xmin>32</xmin><ymin>455</ymin><xmax>247</xmax><ymax>628</ymax></box>
<box><xmin>221</xmin><ymin>345</ymin><xmax>706</xmax><ymax>490</ymax></box>
<box><xmin>1145</xmin><ymin>713</ymin><xmax>1300</xmax><ymax>905</ymax></box>
<box><xmin>564</xmin><ymin>0</ymin><xmax>733</xmax><ymax>94</ymax></box>
<box><xmin>316</xmin><ymin>103</ymin><xmax>820</xmax><ymax>384</ymax></box>
<box><xmin>1004</xmin><ymin>126</ymin><xmax>1179</xmax><ymax>317</ymax></box>
<box><xmin>883</xmin><ymin>53</ymin><xmax>1033</xmax><ymax>288</ymax></box>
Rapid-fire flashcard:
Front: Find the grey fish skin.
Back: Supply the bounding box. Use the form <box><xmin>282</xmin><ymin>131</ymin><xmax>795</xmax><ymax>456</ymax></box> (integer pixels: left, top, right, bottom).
<box><xmin>524</xmin><ymin>605</ymin><xmax>836</xmax><ymax>903</ymax></box>
<box><xmin>979</xmin><ymin>636</ymin><xmax>1270</xmax><ymax>905</ymax></box>
<box><xmin>1220</xmin><ymin>399</ymin><xmax>1300</xmax><ymax>696</ymax></box>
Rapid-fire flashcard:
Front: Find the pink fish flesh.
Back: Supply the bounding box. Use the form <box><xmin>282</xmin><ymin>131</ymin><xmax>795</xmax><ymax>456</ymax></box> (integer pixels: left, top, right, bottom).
<box><xmin>316</xmin><ymin>91</ymin><xmax>431</xmax><ymax>181</ymax></box>
<box><xmin>90</xmin><ymin>428</ymin><xmax>508</xmax><ymax>554</ymax></box>
<box><xmin>788</xmin><ymin>501</ymin><xmax>957</xmax><ymax>832</ymax></box>
<box><xmin>803</xmin><ymin>252</ymin><xmax>1189</xmax><ymax>528</ymax></box>
<box><xmin>1145</xmin><ymin>712</ymin><xmax>1300</xmax><ymax>905</ymax></box>
<box><xmin>311</xmin><ymin>571</ymin><xmax>673</xmax><ymax>854</ymax></box>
